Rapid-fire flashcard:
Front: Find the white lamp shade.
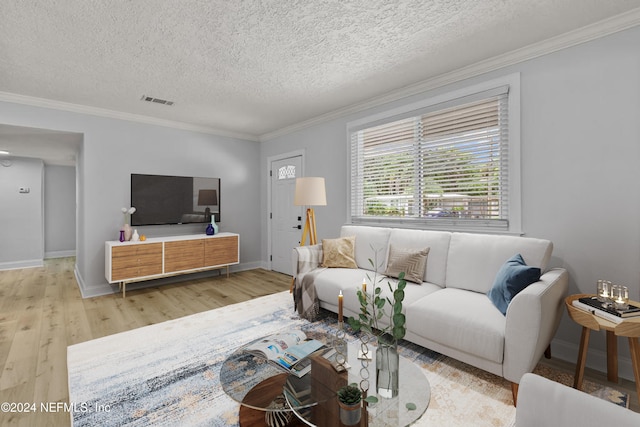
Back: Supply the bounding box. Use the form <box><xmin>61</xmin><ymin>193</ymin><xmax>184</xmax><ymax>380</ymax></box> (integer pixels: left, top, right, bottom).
<box><xmin>294</xmin><ymin>177</ymin><xmax>327</xmax><ymax>206</ymax></box>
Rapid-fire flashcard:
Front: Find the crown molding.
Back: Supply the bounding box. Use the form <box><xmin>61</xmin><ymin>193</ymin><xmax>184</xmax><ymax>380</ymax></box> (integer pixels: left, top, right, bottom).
<box><xmin>260</xmin><ymin>8</ymin><xmax>640</xmax><ymax>142</ymax></box>
<box><xmin>0</xmin><ymin>91</ymin><xmax>260</xmax><ymax>142</ymax></box>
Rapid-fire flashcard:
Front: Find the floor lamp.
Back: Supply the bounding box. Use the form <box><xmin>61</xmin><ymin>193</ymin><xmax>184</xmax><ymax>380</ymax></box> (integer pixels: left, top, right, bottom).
<box><xmin>290</xmin><ymin>177</ymin><xmax>326</xmax><ymax>292</ymax></box>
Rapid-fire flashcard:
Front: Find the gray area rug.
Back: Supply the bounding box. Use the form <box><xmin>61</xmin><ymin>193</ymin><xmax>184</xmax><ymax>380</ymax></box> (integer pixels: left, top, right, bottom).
<box><xmin>67</xmin><ymin>291</ymin><xmax>628</xmax><ymax>426</ymax></box>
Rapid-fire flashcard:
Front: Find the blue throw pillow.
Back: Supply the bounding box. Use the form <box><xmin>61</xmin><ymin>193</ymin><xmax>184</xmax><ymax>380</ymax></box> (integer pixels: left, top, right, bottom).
<box><xmin>487</xmin><ymin>254</ymin><xmax>541</xmax><ymax>315</ymax></box>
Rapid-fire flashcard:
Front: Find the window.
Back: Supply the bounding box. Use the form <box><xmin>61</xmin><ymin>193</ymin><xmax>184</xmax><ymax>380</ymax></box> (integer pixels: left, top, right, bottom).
<box><xmin>278</xmin><ymin>165</ymin><xmax>296</xmax><ymax>180</ymax></box>
<box><xmin>349</xmin><ymin>77</ymin><xmax>520</xmax><ymax>233</ymax></box>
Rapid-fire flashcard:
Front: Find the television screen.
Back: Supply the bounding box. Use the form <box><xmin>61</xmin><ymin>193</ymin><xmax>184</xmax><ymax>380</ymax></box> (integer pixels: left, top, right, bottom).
<box><xmin>131</xmin><ymin>174</ymin><xmax>220</xmax><ymax>226</ymax></box>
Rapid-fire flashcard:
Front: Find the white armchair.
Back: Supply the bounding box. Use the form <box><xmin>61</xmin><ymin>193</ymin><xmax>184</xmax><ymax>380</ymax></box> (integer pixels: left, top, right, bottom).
<box><xmin>516</xmin><ymin>373</ymin><xmax>640</xmax><ymax>426</ymax></box>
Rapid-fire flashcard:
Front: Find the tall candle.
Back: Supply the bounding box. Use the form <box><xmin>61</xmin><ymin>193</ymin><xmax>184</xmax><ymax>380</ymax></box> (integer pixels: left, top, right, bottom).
<box><xmin>338</xmin><ymin>290</ymin><xmax>344</xmax><ymax>322</ymax></box>
<box><xmin>362</xmin><ymin>277</ymin><xmax>367</xmax><ymax>292</ymax></box>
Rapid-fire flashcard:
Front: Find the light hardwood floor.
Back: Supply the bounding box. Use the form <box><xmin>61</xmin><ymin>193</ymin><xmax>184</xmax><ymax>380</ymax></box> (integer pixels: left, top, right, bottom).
<box><xmin>0</xmin><ymin>257</ymin><xmax>637</xmax><ymax>426</ymax></box>
<box><xmin>0</xmin><ymin>257</ymin><xmax>291</xmax><ymax>426</ymax></box>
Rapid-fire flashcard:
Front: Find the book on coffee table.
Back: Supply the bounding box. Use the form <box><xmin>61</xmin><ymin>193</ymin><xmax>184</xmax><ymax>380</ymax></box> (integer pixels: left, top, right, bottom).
<box><xmin>243</xmin><ymin>330</ymin><xmax>325</xmax><ymax>377</ymax></box>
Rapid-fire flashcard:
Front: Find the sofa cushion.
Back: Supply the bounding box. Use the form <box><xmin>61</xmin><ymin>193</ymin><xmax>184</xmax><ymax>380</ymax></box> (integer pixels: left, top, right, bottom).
<box><xmin>341</xmin><ymin>226</ymin><xmax>391</xmax><ymax>271</ymax></box>
<box><xmin>388</xmin><ymin>229</ymin><xmax>451</xmax><ymax>286</ymax></box>
<box><xmin>445</xmin><ymin>233</ymin><xmax>552</xmax><ymax>293</ymax></box>
<box><xmin>487</xmin><ymin>254</ymin><xmax>541</xmax><ymax>315</ymax></box>
<box><xmin>314</xmin><ymin>268</ymin><xmax>366</xmax><ymax>314</ymax></box>
<box><xmin>405</xmin><ymin>288</ymin><xmax>506</xmax><ymax>363</ymax></box>
<box><xmin>313</xmin><ymin>268</ymin><xmax>440</xmax><ymax>318</ymax></box>
<box><xmin>321</xmin><ymin>236</ymin><xmax>358</xmax><ymax>268</ymax></box>
<box><xmin>384</xmin><ymin>245</ymin><xmax>429</xmax><ymax>284</ymax></box>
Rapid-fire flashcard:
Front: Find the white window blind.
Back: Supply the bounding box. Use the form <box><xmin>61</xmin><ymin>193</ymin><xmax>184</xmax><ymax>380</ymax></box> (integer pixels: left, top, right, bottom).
<box><xmin>350</xmin><ymin>88</ymin><xmax>509</xmax><ymax>229</ymax></box>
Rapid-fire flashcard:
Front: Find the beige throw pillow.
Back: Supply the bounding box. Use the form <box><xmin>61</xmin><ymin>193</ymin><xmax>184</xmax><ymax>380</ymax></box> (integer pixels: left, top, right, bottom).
<box><xmin>321</xmin><ymin>236</ymin><xmax>358</xmax><ymax>268</ymax></box>
<box><xmin>385</xmin><ymin>245</ymin><xmax>430</xmax><ymax>284</ymax></box>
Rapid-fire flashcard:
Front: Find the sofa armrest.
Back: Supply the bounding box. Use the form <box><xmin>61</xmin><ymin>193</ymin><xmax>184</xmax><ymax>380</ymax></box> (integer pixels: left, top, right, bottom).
<box><xmin>503</xmin><ymin>268</ymin><xmax>568</xmax><ymax>383</ymax></box>
<box><xmin>292</xmin><ymin>244</ymin><xmax>323</xmax><ymax>279</ymax></box>
<box><xmin>516</xmin><ymin>373</ymin><xmax>640</xmax><ymax>426</ymax></box>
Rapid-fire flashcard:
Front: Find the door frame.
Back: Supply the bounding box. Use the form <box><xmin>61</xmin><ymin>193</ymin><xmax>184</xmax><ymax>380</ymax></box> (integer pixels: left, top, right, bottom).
<box><xmin>266</xmin><ymin>149</ymin><xmax>306</xmax><ymax>271</ymax></box>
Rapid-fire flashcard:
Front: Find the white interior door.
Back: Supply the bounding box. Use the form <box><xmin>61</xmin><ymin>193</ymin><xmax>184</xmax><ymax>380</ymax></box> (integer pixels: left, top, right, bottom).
<box><xmin>270</xmin><ymin>156</ymin><xmax>303</xmax><ymax>275</ymax></box>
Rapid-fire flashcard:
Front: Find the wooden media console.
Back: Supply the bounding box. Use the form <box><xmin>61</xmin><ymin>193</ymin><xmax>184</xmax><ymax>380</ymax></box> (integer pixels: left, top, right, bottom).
<box><xmin>105</xmin><ymin>232</ymin><xmax>239</xmax><ymax>297</ymax></box>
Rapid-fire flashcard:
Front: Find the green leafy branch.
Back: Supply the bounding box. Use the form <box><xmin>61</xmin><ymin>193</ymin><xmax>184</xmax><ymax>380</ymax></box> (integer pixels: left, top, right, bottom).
<box><xmin>347</xmin><ymin>247</ymin><xmax>407</xmax><ymax>341</ymax></box>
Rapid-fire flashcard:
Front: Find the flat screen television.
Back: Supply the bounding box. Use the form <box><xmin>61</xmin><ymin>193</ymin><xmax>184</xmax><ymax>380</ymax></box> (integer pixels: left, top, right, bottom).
<box><xmin>131</xmin><ymin>173</ymin><xmax>220</xmax><ymax>226</ymax></box>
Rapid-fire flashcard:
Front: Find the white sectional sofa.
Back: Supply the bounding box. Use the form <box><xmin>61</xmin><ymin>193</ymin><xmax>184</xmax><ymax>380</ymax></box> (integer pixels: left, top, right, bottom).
<box><xmin>292</xmin><ymin>225</ymin><xmax>569</xmax><ymax>403</ymax></box>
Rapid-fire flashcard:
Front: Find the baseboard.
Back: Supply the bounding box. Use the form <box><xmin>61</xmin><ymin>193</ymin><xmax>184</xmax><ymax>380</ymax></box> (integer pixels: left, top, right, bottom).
<box><xmin>550</xmin><ymin>336</ymin><xmax>635</xmax><ymax>382</ymax></box>
<box><xmin>45</xmin><ymin>250</ymin><xmax>76</xmax><ymax>259</ymax></box>
<box><xmin>0</xmin><ymin>259</ymin><xmax>44</xmax><ymax>271</ymax></box>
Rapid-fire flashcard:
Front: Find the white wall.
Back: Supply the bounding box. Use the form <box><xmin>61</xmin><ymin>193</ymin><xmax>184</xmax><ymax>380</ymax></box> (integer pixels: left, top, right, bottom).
<box><xmin>261</xmin><ymin>26</ymin><xmax>640</xmax><ymax>379</ymax></box>
<box><xmin>0</xmin><ymin>105</ymin><xmax>261</xmax><ymax>297</ymax></box>
<box><xmin>0</xmin><ymin>157</ymin><xmax>44</xmax><ymax>269</ymax></box>
<box><xmin>44</xmin><ymin>164</ymin><xmax>76</xmax><ymax>258</ymax></box>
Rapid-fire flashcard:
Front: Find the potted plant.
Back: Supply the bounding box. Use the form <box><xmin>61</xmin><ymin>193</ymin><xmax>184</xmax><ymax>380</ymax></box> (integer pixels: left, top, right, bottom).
<box><xmin>337</xmin><ymin>383</ymin><xmax>362</xmax><ymax>425</ymax></box>
<box><xmin>347</xmin><ymin>247</ymin><xmax>407</xmax><ymax>398</ymax></box>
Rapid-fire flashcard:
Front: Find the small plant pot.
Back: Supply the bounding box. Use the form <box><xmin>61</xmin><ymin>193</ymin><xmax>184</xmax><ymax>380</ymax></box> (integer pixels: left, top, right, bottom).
<box><xmin>338</xmin><ymin>401</ymin><xmax>361</xmax><ymax>425</ymax></box>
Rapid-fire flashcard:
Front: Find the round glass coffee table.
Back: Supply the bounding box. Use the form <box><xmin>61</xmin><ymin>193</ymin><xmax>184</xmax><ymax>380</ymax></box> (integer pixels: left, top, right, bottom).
<box><xmin>220</xmin><ymin>333</ymin><xmax>430</xmax><ymax>426</ymax></box>
<box><xmin>283</xmin><ymin>338</ymin><xmax>430</xmax><ymax>426</ymax></box>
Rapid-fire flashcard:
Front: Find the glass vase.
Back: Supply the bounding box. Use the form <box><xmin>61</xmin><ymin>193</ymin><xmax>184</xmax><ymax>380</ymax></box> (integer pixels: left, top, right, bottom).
<box><xmin>376</xmin><ymin>334</ymin><xmax>399</xmax><ymax>398</ymax></box>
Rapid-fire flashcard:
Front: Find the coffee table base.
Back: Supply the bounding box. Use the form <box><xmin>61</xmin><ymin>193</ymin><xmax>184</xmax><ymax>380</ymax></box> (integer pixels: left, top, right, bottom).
<box><xmin>239</xmin><ymin>373</ymin><xmax>307</xmax><ymax>427</ymax></box>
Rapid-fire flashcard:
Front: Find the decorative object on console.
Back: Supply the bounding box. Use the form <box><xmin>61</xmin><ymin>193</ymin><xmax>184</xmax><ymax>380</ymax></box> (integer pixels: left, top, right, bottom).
<box><xmin>336</xmin><ymin>383</ymin><xmax>362</xmax><ymax>425</ymax></box>
<box><xmin>205</xmin><ymin>216</ymin><xmax>219</xmax><ymax>235</ymax></box>
<box><xmin>131</xmin><ymin>229</ymin><xmax>140</xmax><ymax>242</ymax></box>
<box><xmin>120</xmin><ymin>207</ymin><xmax>136</xmax><ymax>241</ymax></box>
<box><xmin>119</xmin><ymin>230</ymin><xmax>125</xmax><ymax>242</ymax></box>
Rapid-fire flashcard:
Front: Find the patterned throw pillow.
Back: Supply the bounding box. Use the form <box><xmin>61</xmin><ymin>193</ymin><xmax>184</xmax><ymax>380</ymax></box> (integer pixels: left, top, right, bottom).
<box><xmin>321</xmin><ymin>236</ymin><xmax>358</xmax><ymax>268</ymax></box>
<box><xmin>384</xmin><ymin>245</ymin><xmax>430</xmax><ymax>284</ymax></box>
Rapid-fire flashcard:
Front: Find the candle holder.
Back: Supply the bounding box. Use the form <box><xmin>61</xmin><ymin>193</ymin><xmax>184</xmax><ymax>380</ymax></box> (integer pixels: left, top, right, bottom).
<box><xmin>357</xmin><ymin>333</ymin><xmax>371</xmax><ymax>397</ymax></box>
<box><xmin>333</xmin><ymin>321</ymin><xmax>348</xmax><ymax>372</ymax></box>
<box><xmin>596</xmin><ymin>279</ymin><xmax>613</xmax><ymax>306</ymax></box>
<box><xmin>612</xmin><ymin>284</ymin><xmax>629</xmax><ymax>310</ymax></box>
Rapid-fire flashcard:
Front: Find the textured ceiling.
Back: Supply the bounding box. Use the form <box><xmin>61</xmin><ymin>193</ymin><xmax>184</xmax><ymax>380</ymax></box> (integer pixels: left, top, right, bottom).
<box><xmin>1</xmin><ymin>0</ymin><xmax>640</xmax><ymax>151</ymax></box>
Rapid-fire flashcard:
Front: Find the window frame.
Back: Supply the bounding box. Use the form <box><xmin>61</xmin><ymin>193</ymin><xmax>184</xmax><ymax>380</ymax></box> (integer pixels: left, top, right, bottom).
<box><xmin>346</xmin><ymin>73</ymin><xmax>522</xmax><ymax>235</ymax></box>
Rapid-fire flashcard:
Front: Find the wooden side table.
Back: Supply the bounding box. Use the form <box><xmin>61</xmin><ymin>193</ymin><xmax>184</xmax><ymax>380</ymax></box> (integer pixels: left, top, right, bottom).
<box><xmin>565</xmin><ymin>294</ymin><xmax>640</xmax><ymax>406</ymax></box>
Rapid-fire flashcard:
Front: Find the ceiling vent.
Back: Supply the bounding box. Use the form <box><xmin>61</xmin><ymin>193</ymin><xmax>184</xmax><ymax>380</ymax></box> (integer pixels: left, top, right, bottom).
<box><xmin>140</xmin><ymin>95</ymin><xmax>174</xmax><ymax>106</ymax></box>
